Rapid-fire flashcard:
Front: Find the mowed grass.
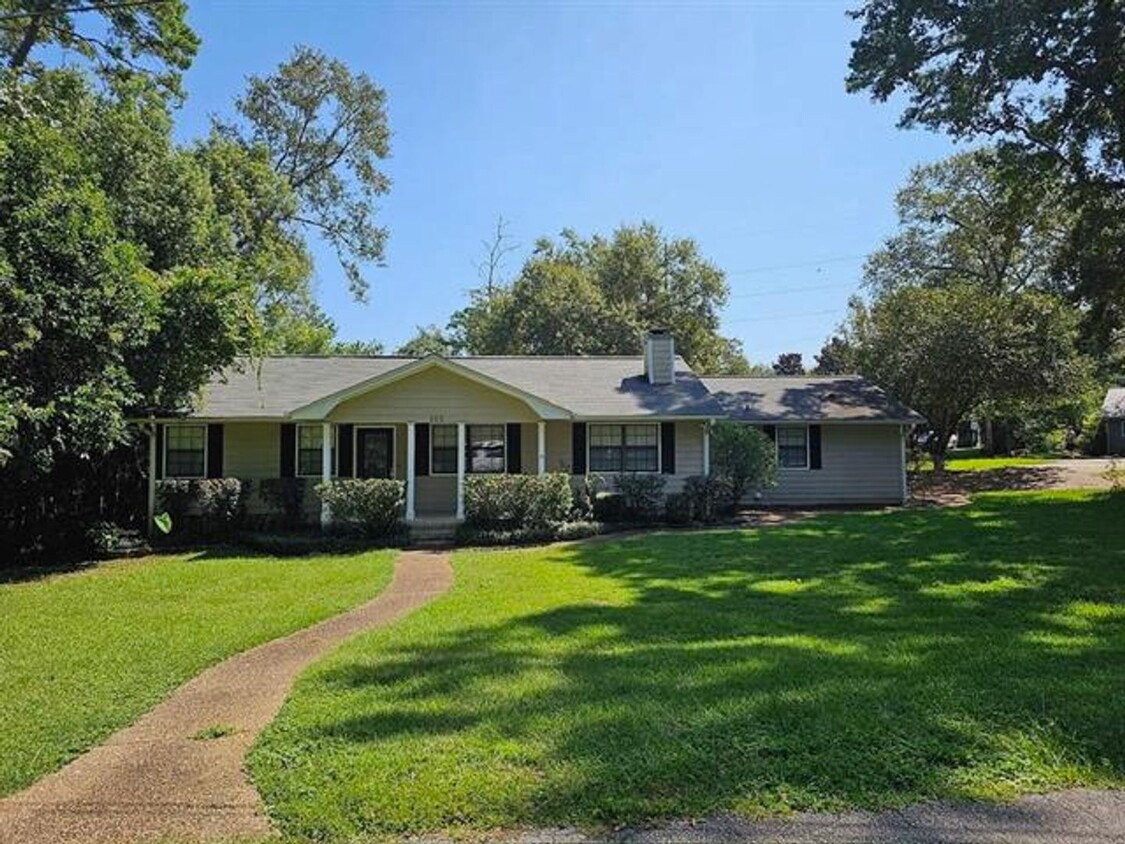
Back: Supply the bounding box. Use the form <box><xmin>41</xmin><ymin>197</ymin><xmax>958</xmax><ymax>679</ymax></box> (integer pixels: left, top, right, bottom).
<box><xmin>250</xmin><ymin>491</ymin><xmax>1125</xmax><ymax>840</ymax></box>
<box><xmin>0</xmin><ymin>549</ymin><xmax>396</xmax><ymax>796</ymax></box>
<box><xmin>919</xmin><ymin>450</ymin><xmax>1059</xmax><ymax>472</ymax></box>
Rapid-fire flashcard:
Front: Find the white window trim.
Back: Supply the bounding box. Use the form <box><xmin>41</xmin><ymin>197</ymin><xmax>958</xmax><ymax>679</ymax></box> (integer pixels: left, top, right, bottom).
<box><xmin>430</xmin><ymin>423</ymin><xmax>507</xmax><ymax>476</ymax></box>
<box><xmin>587</xmin><ymin>422</ymin><xmax>662</xmax><ymax>475</ymax></box>
<box><xmin>776</xmin><ymin>424</ymin><xmax>810</xmax><ymax>471</ymax></box>
<box><xmin>295</xmin><ymin>423</ymin><xmax>338</xmax><ymax>478</ymax></box>
<box><xmin>353</xmin><ymin>425</ymin><xmax>397</xmax><ymax>479</ymax></box>
<box><xmin>163</xmin><ymin>423</ymin><xmax>208</xmax><ymax>479</ymax></box>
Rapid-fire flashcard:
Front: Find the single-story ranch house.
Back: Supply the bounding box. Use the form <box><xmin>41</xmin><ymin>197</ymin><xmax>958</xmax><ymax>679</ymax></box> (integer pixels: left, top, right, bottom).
<box><xmin>141</xmin><ymin>331</ymin><xmax>923</xmax><ymax>527</ymax></box>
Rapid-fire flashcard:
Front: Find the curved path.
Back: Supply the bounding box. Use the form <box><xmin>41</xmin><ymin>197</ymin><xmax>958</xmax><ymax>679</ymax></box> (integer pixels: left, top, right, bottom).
<box><xmin>0</xmin><ymin>549</ymin><xmax>453</xmax><ymax>844</ymax></box>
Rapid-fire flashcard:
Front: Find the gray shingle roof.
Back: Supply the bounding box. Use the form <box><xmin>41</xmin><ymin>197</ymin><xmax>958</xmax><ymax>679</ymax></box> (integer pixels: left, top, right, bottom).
<box><xmin>701</xmin><ymin>375</ymin><xmax>925</xmax><ymax>423</ymax></box>
<box><xmin>1103</xmin><ymin>388</ymin><xmax>1125</xmax><ymax>418</ymax></box>
<box><xmin>188</xmin><ymin>355</ymin><xmax>724</xmax><ymax>419</ymax></box>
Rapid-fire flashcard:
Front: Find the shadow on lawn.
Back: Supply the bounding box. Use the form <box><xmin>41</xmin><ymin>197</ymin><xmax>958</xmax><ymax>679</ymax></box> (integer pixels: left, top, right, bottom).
<box><xmin>311</xmin><ymin>493</ymin><xmax>1125</xmax><ymax>828</ymax></box>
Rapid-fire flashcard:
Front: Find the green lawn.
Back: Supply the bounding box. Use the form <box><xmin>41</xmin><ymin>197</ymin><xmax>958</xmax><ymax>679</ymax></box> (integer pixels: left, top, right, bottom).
<box><xmin>250</xmin><ymin>491</ymin><xmax>1125</xmax><ymax>840</ymax></box>
<box><xmin>920</xmin><ymin>450</ymin><xmax>1059</xmax><ymax>472</ymax></box>
<box><xmin>0</xmin><ymin>549</ymin><xmax>396</xmax><ymax>797</ymax></box>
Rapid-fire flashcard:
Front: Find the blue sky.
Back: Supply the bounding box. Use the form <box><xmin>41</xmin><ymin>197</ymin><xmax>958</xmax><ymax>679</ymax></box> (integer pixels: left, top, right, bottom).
<box><xmin>175</xmin><ymin>0</ymin><xmax>956</xmax><ymax>365</ymax></box>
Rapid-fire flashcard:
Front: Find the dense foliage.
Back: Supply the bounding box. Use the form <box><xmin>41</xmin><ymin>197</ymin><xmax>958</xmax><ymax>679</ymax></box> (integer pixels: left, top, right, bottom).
<box><xmin>709</xmin><ymin>422</ymin><xmax>778</xmax><ymax>505</ymax></box>
<box><xmin>315</xmin><ymin>479</ymin><xmax>405</xmax><ymax>537</ymax></box>
<box><xmin>448</xmin><ymin>223</ymin><xmax>752</xmax><ymax>374</ymax></box>
<box><xmin>463</xmin><ymin>472</ymin><xmax>574</xmax><ymax>528</ymax></box>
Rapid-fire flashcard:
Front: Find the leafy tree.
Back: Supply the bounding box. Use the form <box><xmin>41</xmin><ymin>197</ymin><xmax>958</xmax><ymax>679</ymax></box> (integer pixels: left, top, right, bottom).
<box><xmin>863</xmin><ymin>151</ymin><xmax>1070</xmax><ymax>297</ymax></box>
<box><xmin>396</xmin><ymin>325</ymin><xmax>457</xmax><ymax>357</ymax></box>
<box><xmin>772</xmin><ymin>352</ymin><xmax>805</xmax><ymax>376</ymax></box>
<box><xmin>847</xmin><ymin>1</ymin><xmax>1125</xmax><ymax>353</ymax></box>
<box><xmin>329</xmin><ymin>338</ymin><xmax>385</xmax><ymax>355</ymax></box>
<box><xmin>217</xmin><ymin>45</ymin><xmax>391</xmax><ymax>300</ymax></box>
<box><xmin>1</xmin><ymin>0</ymin><xmax>198</xmax><ymax>101</ymax></box>
<box><xmin>709</xmin><ymin>421</ymin><xmax>778</xmax><ymax>507</ymax></box>
<box><xmin>847</xmin><ymin>285</ymin><xmax>1086</xmax><ymax>470</ymax></box>
<box><xmin>450</xmin><ymin>222</ymin><xmax>750</xmax><ymax>373</ymax></box>
<box><xmin>813</xmin><ymin>336</ymin><xmax>854</xmax><ymax>375</ymax></box>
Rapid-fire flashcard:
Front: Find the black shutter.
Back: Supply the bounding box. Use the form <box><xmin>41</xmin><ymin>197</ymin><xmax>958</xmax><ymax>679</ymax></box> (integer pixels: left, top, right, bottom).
<box><xmin>155</xmin><ymin>424</ymin><xmax>164</xmax><ymax>480</ymax></box>
<box><xmin>464</xmin><ymin>425</ymin><xmax>473</xmax><ymax>475</ymax></box>
<box><xmin>506</xmin><ymin>423</ymin><xmax>522</xmax><ymax>474</ymax></box>
<box><xmin>762</xmin><ymin>424</ymin><xmax>776</xmax><ymax>442</ymax></box>
<box><xmin>571</xmin><ymin>422</ymin><xmax>587</xmax><ymax>475</ymax></box>
<box><xmin>337</xmin><ymin>424</ymin><xmax>354</xmax><ymax>477</ymax></box>
<box><xmin>206</xmin><ymin>424</ymin><xmax>224</xmax><ymax>478</ymax></box>
<box><xmin>660</xmin><ymin>422</ymin><xmax>676</xmax><ymax>474</ymax></box>
<box><xmin>415</xmin><ymin>423</ymin><xmax>429</xmax><ymax>476</ymax></box>
<box><xmin>809</xmin><ymin>424</ymin><xmax>822</xmax><ymax>470</ymax></box>
<box><xmin>280</xmin><ymin>423</ymin><xmax>296</xmax><ymax>478</ymax></box>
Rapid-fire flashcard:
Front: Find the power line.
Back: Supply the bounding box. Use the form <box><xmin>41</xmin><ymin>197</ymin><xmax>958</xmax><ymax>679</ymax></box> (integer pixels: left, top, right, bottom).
<box><xmin>0</xmin><ymin>0</ymin><xmax>168</xmax><ymax>23</ymax></box>
<box><xmin>725</xmin><ymin>254</ymin><xmax>867</xmax><ymax>276</ymax></box>
<box><xmin>729</xmin><ymin>279</ymin><xmax>860</xmax><ymax>299</ymax></box>
<box><xmin>724</xmin><ymin>307</ymin><xmax>841</xmax><ymax>325</ymax></box>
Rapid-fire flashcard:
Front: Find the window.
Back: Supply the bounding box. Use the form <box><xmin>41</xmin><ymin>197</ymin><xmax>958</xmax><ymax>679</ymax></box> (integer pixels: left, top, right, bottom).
<box><xmin>165</xmin><ymin>424</ymin><xmax>205</xmax><ymax>478</ymax></box>
<box><xmin>589</xmin><ymin>424</ymin><xmax>659</xmax><ymax>473</ymax></box>
<box><xmin>776</xmin><ymin>425</ymin><xmax>808</xmax><ymax>469</ymax></box>
<box><xmin>430</xmin><ymin>424</ymin><xmax>507</xmax><ymax>474</ymax></box>
<box><xmin>469</xmin><ymin>424</ymin><xmax>505</xmax><ymax>473</ymax></box>
<box><xmin>431</xmin><ymin>425</ymin><xmax>458</xmax><ymax>475</ymax></box>
<box><xmin>297</xmin><ymin>424</ymin><xmax>336</xmax><ymax>477</ymax></box>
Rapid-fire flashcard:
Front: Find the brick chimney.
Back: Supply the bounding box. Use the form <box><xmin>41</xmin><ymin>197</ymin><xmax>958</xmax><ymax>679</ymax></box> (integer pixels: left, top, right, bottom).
<box><xmin>644</xmin><ymin>329</ymin><xmax>675</xmax><ymax>385</ymax></box>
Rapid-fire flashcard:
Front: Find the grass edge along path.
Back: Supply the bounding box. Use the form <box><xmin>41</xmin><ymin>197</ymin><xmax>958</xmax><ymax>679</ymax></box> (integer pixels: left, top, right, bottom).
<box><xmin>0</xmin><ymin>549</ymin><xmax>397</xmax><ymax>796</ymax></box>
<box><xmin>250</xmin><ymin>491</ymin><xmax>1124</xmax><ymax>840</ymax></box>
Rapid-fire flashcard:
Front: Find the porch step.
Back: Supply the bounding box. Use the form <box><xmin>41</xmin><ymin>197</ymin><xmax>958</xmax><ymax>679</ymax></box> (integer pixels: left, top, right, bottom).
<box><xmin>408</xmin><ymin>516</ymin><xmax>461</xmax><ymax>545</ymax></box>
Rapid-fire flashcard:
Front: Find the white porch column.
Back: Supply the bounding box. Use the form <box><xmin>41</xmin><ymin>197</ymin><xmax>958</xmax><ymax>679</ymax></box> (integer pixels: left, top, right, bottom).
<box><xmin>320</xmin><ymin>421</ymin><xmax>333</xmax><ymax>527</ymax></box>
<box><xmin>406</xmin><ymin>421</ymin><xmax>417</xmax><ymax>521</ymax></box>
<box><xmin>702</xmin><ymin>422</ymin><xmax>711</xmax><ymax>476</ymax></box>
<box><xmin>456</xmin><ymin>422</ymin><xmax>466</xmax><ymax>520</ymax></box>
<box><xmin>146</xmin><ymin>422</ymin><xmax>157</xmax><ymax>536</ymax></box>
<box><xmin>537</xmin><ymin>421</ymin><xmax>547</xmax><ymax>474</ymax></box>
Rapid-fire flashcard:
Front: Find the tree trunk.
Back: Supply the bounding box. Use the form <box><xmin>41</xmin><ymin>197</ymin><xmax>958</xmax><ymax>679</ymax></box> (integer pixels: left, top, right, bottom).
<box><xmin>7</xmin><ymin>0</ymin><xmax>53</xmax><ymax>70</ymax></box>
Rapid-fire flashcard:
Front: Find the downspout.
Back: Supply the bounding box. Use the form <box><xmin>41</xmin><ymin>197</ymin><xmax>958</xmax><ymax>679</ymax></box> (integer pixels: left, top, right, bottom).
<box><xmin>145</xmin><ymin>419</ymin><xmax>157</xmax><ymax>536</ymax></box>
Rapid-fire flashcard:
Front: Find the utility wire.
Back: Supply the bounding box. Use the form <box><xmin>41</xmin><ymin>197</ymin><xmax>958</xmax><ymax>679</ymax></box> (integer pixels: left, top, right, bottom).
<box><xmin>729</xmin><ymin>279</ymin><xmax>860</xmax><ymax>299</ymax></box>
<box><xmin>725</xmin><ymin>254</ymin><xmax>867</xmax><ymax>276</ymax></box>
<box><xmin>0</xmin><ymin>0</ymin><xmax>168</xmax><ymax>23</ymax></box>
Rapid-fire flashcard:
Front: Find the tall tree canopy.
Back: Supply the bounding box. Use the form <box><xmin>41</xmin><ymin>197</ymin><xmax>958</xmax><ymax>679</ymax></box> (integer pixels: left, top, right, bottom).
<box><xmin>772</xmin><ymin>353</ymin><xmax>805</xmax><ymax>376</ymax></box>
<box><xmin>863</xmin><ymin>151</ymin><xmax>1069</xmax><ymax>297</ymax></box>
<box><xmin>1</xmin><ymin>0</ymin><xmax>198</xmax><ymax>100</ymax></box>
<box><xmin>847</xmin><ymin>0</ymin><xmax>1125</xmax><ymax>355</ymax></box>
<box><xmin>847</xmin><ymin>285</ymin><xmax>1085</xmax><ymax>469</ymax></box>
<box><xmin>449</xmin><ymin>222</ymin><xmax>751</xmax><ymax>374</ymax></box>
<box><xmin>216</xmin><ymin>45</ymin><xmax>391</xmax><ymax>300</ymax></box>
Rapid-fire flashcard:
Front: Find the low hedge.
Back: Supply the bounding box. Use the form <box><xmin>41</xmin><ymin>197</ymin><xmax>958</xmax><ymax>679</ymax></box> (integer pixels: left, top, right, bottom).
<box><xmin>464</xmin><ymin>472</ymin><xmax>573</xmax><ymax>528</ymax></box>
<box><xmin>455</xmin><ymin>520</ymin><xmax>603</xmax><ymax>547</ymax></box>
<box><xmin>315</xmin><ymin>479</ymin><xmax>405</xmax><ymax>537</ymax></box>
<box><xmin>155</xmin><ymin>478</ymin><xmax>249</xmax><ymax>536</ymax></box>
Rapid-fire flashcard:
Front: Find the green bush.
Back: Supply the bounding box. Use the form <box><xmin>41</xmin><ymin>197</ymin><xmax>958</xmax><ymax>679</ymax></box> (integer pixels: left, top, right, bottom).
<box><xmin>463</xmin><ymin>472</ymin><xmax>573</xmax><ymax>528</ymax></box>
<box><xmin>663</xmin><ymin>492</ymin><xmax>694</xmax><ymax>525</ymax></box>
<box><xmin>683</xmin><ymin>475</ymin><xmax>734</xmax><ymax>523</ymax></box>
<box><xmin>612</xmin><ymin>473</ymin><xmax>666</xmax><ymax>520</ymax></box>
<box><xmin>155</xmin><ymin>478</ymin><xmax>248</xmax><ymax>536</ymax></box>
<box><xmin>455</xmin><ymin>520</ymin><xmax>602</xmax><ymax>547</ymax></box>
<box><xmin>709</xmin><ymin>421</ymin><xmax>778</xmax><ymax>505</ymax></box>
<box><xmin>571</xmin><ymin>474</ymin><xmax>603</xmax><ymax>521</ymax></box>
<box><xmin>315</xmin><ymin>479</ymin><xmax>405</xmax><ymax>537</ymax></box>
<box><xmin>259</xmin><ymin>478</ymin><xmax>310</xmax><ymax>526</ymax></box>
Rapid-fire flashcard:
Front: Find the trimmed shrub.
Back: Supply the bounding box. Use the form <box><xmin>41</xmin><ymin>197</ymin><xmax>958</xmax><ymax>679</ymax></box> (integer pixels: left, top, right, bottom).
<box><xmin>663</xmin><ymin>492</ymin><xmax>694</xmax><ymax>525</ymax></box>
<box><xmin>683</xmin><ymin>475</ymin><xmax>734</xmax><ymax>523</ymax></box>
<box><xmin>463</xmin><ymin>472</ymin><xmax>573</xmax><ymax>528</ymax></box>
<box><xmin>315</xmin><ymin>479</ymin><xmax>405</xmax><ymax>537</ymax></box>
<box><xmin>592</xmin><ymin>491</ymin><xmax>627</xmax><ymax>522</ymax></box>
<box><xmin>259</xmin><ymin>478</ymin><xmax>310</xmax><ymax>526</ymax></box>
<box><xmin>455</xmin><ymin>520</ymin><xmax>602</xmax><ymax>547</ymax></box>
<box><xmin>710</xmin><ymin>421</ymin><xmax>778</xmax><ymax>505</ymax></box>
<box><xmin>613</xmin><ymin>472</ymin><xmax>666</xmax><ymax>521</ymax></box>
<box><xmin>571</xmin><ymin>474</ymin><xmax>603</xmax><ymax>521</ymax></box>
<box><xmin>155</xmin><ymin>478</ymin><xmax>248</xmax><ymax>536</ymax></box>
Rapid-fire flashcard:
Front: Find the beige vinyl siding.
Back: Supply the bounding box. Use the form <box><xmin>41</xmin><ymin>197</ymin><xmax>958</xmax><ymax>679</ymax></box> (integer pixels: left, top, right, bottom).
<box><xmin>330</xmin><ymin>367</ymin><xmax>538</xmax><ymax>423</ymax></box>
<box><xmin>545</xmin><ymin>420</ymin><xmax>573</xmax><ymax>473</ymax></box>
<box><xmin>220</xmin><ymin>423</ymin><xmax>279</xmax><ymax>515</ymax></box>
<box><xmin>759</xmin><ymin>424</ymin><xmax>904</xmax><ymax>505</ymax></box>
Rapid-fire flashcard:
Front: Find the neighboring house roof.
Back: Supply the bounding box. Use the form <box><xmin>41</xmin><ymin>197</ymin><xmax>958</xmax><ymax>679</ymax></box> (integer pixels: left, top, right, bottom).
<box><xmin>701</xmin><ymin>375</ymin><xmax>925</xmax><ymax>424</ymax></box>
<box><xmin>1103</xmin><ymin>388</ymin><xmax>1125</xmax><ymax>419</ymax></box>
<box><xmin>188</xmin><ymin>355</ymin><xmax>725</xmax><ymax>420</ymax></box>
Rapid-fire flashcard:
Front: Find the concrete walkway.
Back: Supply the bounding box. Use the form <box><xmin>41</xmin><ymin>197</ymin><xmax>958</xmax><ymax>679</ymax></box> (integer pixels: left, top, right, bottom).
<box><xmin>0</xmin><ymin>549</ymin><xmax>453</xmax><ymax>844</ymax></box>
